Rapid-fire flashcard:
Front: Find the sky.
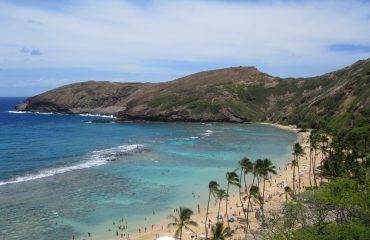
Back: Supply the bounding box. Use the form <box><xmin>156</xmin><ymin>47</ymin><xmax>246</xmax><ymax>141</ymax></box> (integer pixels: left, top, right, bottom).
<box><xmin>0</xmin><ymin>0</ymin><xmax>369</xmax><ymax>96</ymax></box>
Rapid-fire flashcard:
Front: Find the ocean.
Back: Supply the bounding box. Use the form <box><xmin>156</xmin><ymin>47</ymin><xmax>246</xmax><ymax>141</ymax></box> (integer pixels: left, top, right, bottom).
<box><xmin>0</xmin><ymin>97</ymin><xmax>297</xmax><ymax>240</ymax></box>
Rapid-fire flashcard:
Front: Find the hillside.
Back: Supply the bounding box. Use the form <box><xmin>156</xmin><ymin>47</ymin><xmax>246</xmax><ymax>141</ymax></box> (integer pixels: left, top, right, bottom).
<box><xmin>16</xmin><ymin>59</ymin><xmax>370</xmax><ymax>128</ymax></box>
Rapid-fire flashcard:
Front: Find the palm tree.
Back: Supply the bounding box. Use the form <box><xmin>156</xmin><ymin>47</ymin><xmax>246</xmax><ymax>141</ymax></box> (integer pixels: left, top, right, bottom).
<box><xmin>167</xmin><ymin>207</ymin><xmax>198</xmax><ymax>240</ymax></box>
<box><xmin>249</xmin><ymin>185</ymin><xmax>262</xmax><ymax>216</ymax></box>
<box><xmin>319</xmin><ymin>134</ymin><xmax>329</xmax><ymax>185</ymax></box>
<box><xmin>249</xmin><ymin>185</ymin><xmax>261</xmax><ymax>202</ymax></box>
<box><xmin>238</xmin><ymin>158</ymin><xmax>253</xmax><ymax>229</ymax></box>
<box><xmin>239</xmin><ymin>157</ymin><xmax>253</xmax><ymax>192</ymax></box>
<box><xmin>215</xmin><ymin>188</ymin><xmax>228</xmax><ymax>223</ymax></box>
<box><xmin>225</xmin><ymin>171</ymin><xmax>240</xmax><ymax>227</ymax></box>
<box><xmin>260</xmin><ymin>158</ymin><xmax>277</xmax><ymax>223</ymax></box>
<box><xmin>284</xmin><ymin>186</ymin><xmax>292</xmax><ymax>202</ymax></box>
<box><xmin>309</xmin><ymin>132</ymin><xmax>315</xmax><ymax>187</ymax></box>
<box><xmin>245</xmin><ymin>159</ymin><xmax>263</xmax><ymax>230</ymax></box>
<box><xmin>291</xmin><ymin>158</ymin><xmax>298</xmax><ymax>198</ymax></box>
<box><xmin>294</xmin><ymin>143</ymin><xmax>304</xmax><ymax>197</ymax></box>
<box><xmin>311</xmin><ymin>131</ymin><xmax>319</xmax><ymax>187</ymax></box>
<box><xmin>205</xmin><ymin>181</ymin><xmax>219</xmax><ymax>239</ymax></box>
<box><xmin>211</xmin><ymin>222</ymin><xmax>232</xmax><ymax>240</ymax></box>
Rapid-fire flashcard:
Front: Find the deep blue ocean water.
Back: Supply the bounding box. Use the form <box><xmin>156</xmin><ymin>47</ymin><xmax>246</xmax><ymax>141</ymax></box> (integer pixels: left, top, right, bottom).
<box><xmin>0</xmin><ymin>97</ymin><xmax>297</xmax><ymax>240</ymax></box>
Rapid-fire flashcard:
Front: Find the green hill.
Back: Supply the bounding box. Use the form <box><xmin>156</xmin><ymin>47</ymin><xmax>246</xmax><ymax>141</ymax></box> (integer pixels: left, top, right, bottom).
<box><xmin>16</xmin><ymin>59</ymin><xmax>370</xmax><ymax>133</ymax></box>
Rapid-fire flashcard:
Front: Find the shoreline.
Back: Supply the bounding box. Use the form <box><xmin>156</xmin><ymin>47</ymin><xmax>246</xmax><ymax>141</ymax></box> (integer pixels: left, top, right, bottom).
<box><xmin>256</xmin><ymin>122</ymin><xmax>299</xmax><ymax>133</ymax></box>
<box><xmin>95</xmin><ymin>122</ymin><xmax>309</xmax><ymax>240</ymax></box>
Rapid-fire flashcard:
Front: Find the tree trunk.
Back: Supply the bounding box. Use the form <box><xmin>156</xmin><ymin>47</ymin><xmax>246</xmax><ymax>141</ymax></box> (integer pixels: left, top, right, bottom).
<box><xmin>246</xmin><ymin>174</ymin><xmax>256</xmax><ymax>231</ymax></box>
<box><xmin>320</xmin><ymin>148</ymin><xmax>324</xmax><ymax>185</ymax></box>
<box><xmin>226</xmin><ymin>182</ymin><xmax>230</xmax><ymax>228</ymax></box>
<box><xmin>309</xmin><ymin>145</ymin><xmax>312</xmax><ymax>187</ymax></box>
<box><xmin>292</xmin><ymin>164</ymin><xmax>296</xmax><ymax>198</ymax></box>
<box><xmin>239</xmin><ymin>192</ymin><xmax>248</xmax><ymax>233</ymax></box>
<box><xmin>244</xmin><ymin>171</ymin><xmax>248</xmax><ymax>192</ymax></box>
<box><xmin>313</xmin><ymin>148</ymin><xmax>317</xmax><ymax>187</ymax></box>
<box><xmin>297</xmin><ymin>161</ymin><xmax>301</xmax><ymax>198</ymax></box>
<box><xmin>205</xmin><ymin>191</ymin><xmax>211</xmax><ymax>239</ymax></box>
<box><xmin>239</xmin><ymin>171</ymin><xmax>247</xmax><ymax>229</ymax></box>
<box><xmin>261</xmin><ymin>177</ymin><xmax>266</xmax><ymax>225</ymax></box>
<box><xmin>217</xmin><ymin>198</ymin><xmax>222</xmax><ymax>223</ymax></box>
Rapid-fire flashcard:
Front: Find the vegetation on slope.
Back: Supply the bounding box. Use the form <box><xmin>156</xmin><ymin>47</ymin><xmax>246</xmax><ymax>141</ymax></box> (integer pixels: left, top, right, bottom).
<box><xmin>260</xmin><ymin>129</ymin><xmax>370</xmax><ymax>240</ymax></box>
<box><xmin>16</xmin><ymin>59</ymin><xmax>370</xmax><ymax>125</ymax></box>
<box><xmin>144</xmin><ymin>59</ymin><xmax>370</xmax><ymax>125</ymax></box>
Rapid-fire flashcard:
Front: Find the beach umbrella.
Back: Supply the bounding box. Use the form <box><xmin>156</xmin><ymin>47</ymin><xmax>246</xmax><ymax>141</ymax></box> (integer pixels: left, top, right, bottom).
<box><xmin>157</xmin><ymin>236</ymin><xmax>176</xmax><ymax>240</ymax></box>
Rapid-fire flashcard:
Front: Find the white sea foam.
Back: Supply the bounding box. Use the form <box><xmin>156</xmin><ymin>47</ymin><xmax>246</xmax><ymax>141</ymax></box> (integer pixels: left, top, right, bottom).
<box><xmin>79</xmin><ymin>113</ymin><xmax>116</xmax><ymax>119</ymax></box>
<box><xmin>0</xmin><ymin>144</ymin><xmax>144</xmax><ymax>187</ymax></box>
<box><xmin>7</xmin><ymin>110</ymin><xmax>27</xmax><ymax>114</ymax></box>
<box><xmin>169</xmin><ymin>136</ymin><xmax>199</xmax><ymax>141</ymax></box>
<box><xmin>7</xmin><ymin>110</ymin><xmax>58</xmax><ymax>115</ymax></box>
<box><xmin>7</xmin><ymin>111</ymin><xmax>116</xmax><ymax>118</ymax></box>
<box><xmin>35</xmin><ymin>112</ymin><xmax>54</xmax><ymax>115</ymax></box>
<box><xmin>201</xmin><ymin>129</ymin><xmax>214</xmax><ymax>137</ymax></box>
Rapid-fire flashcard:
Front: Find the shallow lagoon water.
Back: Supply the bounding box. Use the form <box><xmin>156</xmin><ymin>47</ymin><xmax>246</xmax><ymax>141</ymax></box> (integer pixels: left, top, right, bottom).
<box><xmin>0</xmin><ymin>98</ymin><xmax>297</xmax><ymax>239</ymax></box>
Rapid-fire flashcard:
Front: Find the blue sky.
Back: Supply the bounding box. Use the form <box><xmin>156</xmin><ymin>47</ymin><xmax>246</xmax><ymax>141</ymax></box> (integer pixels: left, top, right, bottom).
<box><xmin>0</xmin><ymin>0</ymin><xmax>369</xmax><ymax>96</ymax></box>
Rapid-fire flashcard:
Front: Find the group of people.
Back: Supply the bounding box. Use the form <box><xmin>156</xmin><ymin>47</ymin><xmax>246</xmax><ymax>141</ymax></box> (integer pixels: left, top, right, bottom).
<box><xmin>107</xmin><ymin>218</ymin><xmax>130</xmax><ymax>240</ymax></box>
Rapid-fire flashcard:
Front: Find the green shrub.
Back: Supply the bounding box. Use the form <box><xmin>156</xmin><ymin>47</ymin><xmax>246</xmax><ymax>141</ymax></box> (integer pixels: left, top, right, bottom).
<box><xmin>210</xmin><ymin>101</ymin><xmax>223</xmax><ymax>114</ymax></box>
<box><xmin>189</xmin><ymin>99</ymin><xmax>209</xmax><ymax>114</ymax></box>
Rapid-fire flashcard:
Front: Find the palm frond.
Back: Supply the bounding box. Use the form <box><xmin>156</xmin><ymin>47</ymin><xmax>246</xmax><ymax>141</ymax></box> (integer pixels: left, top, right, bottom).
<box><xmin>185</xmin><ymin>220</ymin><xmax>198</xmax><ymax>227</ymax></box>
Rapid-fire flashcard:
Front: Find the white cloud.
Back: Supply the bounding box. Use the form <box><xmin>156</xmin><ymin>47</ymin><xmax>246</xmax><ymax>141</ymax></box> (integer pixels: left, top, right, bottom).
<box><xmin>0</xmin><ymin>0</ymin><xmax>369</xmax><ymax>76</ymax></box>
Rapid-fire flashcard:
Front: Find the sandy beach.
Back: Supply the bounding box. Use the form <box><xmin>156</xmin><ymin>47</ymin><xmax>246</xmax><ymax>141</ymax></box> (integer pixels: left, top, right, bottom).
<box><xmin>100</xmin><ymin>124</ymin><xmax>319</xmax><ymax>240</ymax></box>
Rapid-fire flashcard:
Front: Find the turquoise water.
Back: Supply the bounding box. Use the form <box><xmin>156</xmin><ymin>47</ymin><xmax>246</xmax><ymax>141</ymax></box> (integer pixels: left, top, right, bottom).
<box><xmin>0</xmin><ymin>98</ymin><xmax>297</xmax><ymax>239</ymax></box>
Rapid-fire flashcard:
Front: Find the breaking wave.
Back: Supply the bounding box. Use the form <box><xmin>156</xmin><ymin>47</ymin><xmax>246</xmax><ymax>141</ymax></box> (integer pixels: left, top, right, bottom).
<box><xmin>201</xmin><ymin>129</ymin><xmax>213</xmax><ymax>137</ymax></box>
<box><xmin>79</xmin><ymin>113</ymin><xmax>116</xmax><ymax>119</ymax></box>
<box><xmin>7</xmin><ymin>110</ymin><xmax>55</xmax><ymax>115</ymax></box>
<box><xmin>7</xmin><ymin>111</ymin><xmax>116</xmax><ymax>119</ymax></box>
<box><xmin>0</xmin><ymin>144</ymin><xmax>144</xmax><ymax>186</ymax></box>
